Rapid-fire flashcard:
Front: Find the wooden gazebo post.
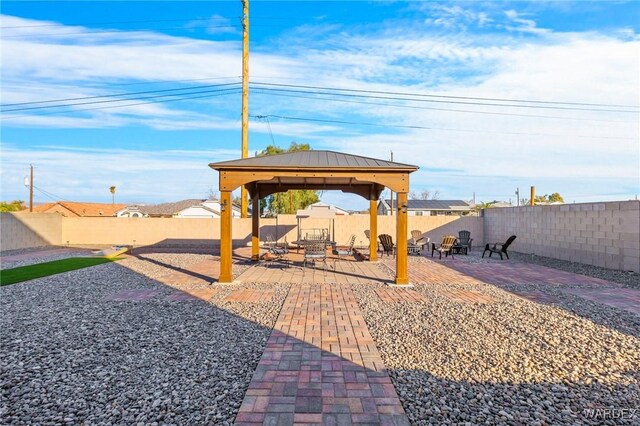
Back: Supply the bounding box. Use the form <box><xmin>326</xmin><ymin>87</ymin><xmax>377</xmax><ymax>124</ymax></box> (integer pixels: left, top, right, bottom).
<box><xmin>219</xmin><ymin>190</ymin><xmax>233</xmax><ymax>283</ymax></box>
<box><xmin>369</xmin><ymin>197</ymin><xmax>378</xmax><ymax>262</ymax></box>
<box><xmin>251</xmin><ymin>191</ymin><xmax>260</xmax><ymax>261</ymax></box>
<box><xmin>395</xmin><ymin>191</ymin><xmax>409</xmax><ymax>285</ymax></box>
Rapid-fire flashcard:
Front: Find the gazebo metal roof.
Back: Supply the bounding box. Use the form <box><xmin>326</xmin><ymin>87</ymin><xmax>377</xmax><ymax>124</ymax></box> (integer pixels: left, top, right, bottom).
<box><xmin>209</xmin><ymin>150</ymin><xmax>417</xmax><ymax>170</ymax></box>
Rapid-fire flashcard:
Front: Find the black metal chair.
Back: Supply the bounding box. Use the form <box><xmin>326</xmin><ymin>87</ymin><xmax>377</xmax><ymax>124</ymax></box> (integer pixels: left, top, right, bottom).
<box><xmin>482</xmin><ymin>235</ymin><xmax>517</xmax><ymax>260</ymax></box>
<box><xmin>303</xmin><ymin>240</ymin><xmax>328</xmax><ymax>272</ymax></box>
<box><xmin>265</xmin><ymin>234</ymin><xmax>289</xmax><ymax>268</ymax></box>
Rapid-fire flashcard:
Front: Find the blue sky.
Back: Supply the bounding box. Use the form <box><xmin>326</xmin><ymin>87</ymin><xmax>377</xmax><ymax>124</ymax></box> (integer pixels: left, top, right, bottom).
<box><xmin>1</xmin><ymin>1</ymin><xmax>639</xmax><ymax>209</ymax></box>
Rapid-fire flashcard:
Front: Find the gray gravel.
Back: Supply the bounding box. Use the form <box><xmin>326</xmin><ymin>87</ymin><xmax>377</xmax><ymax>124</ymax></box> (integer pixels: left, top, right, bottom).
<box><xmin>0</xmin><ymin>254</ymin><xmax>287</xmax><ymax>425</ymax></box>
<box><xmin>0</xmin><ymin>248</ymin><xmax>93</xmax><ymax>270</ymax></box>
<box><xmin>352</xmin><ymin>280</ymin><xmax>640</xmax><ymax>425</ymax></box>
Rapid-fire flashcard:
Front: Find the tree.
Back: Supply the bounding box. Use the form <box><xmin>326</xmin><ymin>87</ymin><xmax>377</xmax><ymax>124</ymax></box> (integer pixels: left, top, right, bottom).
<box><xmin>409</xmin><ymin>189</ymin><xmax>440</xmax><ymax>200</ymax></box>
<box><xmin>257</xmin><ymin>142</ymin><xmax>320</xmax><ymax>215</ymax></box>
<box><xmin>522</xmin><ymin>192</ymin><xmax>565</xmax><ymax>205</ymax></box>
<box><xmin>0</xmin><ymin>200</ymin><xmax>26</xmax><ymax>212</ymax></box>
<box><xmin>548</xmin><ymin>192</ymin><xmax>564</xmax><ymax>203</ymax></box>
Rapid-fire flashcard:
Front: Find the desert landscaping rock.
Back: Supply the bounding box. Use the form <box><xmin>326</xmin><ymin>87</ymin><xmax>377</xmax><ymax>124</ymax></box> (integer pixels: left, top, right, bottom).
<box><xmin>0</xmin><ymin>254</ymin><xmax>287</xmax><ymax>425</ymax></box>
<box><xmin>351</xmin><ymin>279</ymin><xmax>640</xmax><ymax>425</ymax></box>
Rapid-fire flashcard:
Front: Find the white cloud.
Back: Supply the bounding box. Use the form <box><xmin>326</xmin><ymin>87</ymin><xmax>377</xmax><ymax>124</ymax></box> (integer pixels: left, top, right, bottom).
<box><xmin>0</xmin><ymin>144</ymin><xmax>239</xmax><ymax>203</ymax></box>
<box><xmin>1</xmin><ymin>10</ymin><xmax>638</xmax><ymax>204</ymax></box>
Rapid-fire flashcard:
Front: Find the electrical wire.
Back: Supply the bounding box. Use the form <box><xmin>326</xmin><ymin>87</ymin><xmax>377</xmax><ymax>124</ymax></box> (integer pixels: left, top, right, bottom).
<box><xmin>251</xmin><ymin>81</ymin><xmax>639</xmax><ymax>109</ymax></box>
<box><xmin>0</xmin><ymin>15</ymin><xmax>303</xmax><ymax>30</ymax></box>
<box><xmin>1</xmin><ymin>82</ymin><xmax>241</xmax><ymax>109</ymax></box>
<box><xmin>0</xmin><ymin>24</ymin><xmax>239</xmax><ymax>39</ymax></box>
<box><xmin>250</xmin><ymin>85</ymin><xmax>638</xmax><ymax>114</ymax></box>
<box><xmin>1</xmin><ymin>90</ymin><xmax>241</xmax><ymax>120</ymax></box>
<box><xmin>249</xmin><ymin>89</ymin><xmax>630</xmax><ymax>123</ymax></box>
<box><xmin>251</xmin><ymin>114</ymin><xmax>635</xmax><ymax>140</ymax></box>
<box><xmin>32</xmin><ymin>185</ymin><xmax>65</xmax><ymax>202</ymax></box>
<box><xmin>5</xmin><ymin>79</ymin><xmax>635</xmax><ymax>115</ymax></box>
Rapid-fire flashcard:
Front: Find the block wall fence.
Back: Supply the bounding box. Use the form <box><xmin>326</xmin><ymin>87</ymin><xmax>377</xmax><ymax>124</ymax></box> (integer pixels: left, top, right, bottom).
<box><xmin>483</xmin><ymin>201</ymin><xmax>639</xmax><ymax>272</ymax></box>
<box><xmin>2</xmin><ymin>200</ymin><xmax>638</xmax><ymax>272</ymax></box>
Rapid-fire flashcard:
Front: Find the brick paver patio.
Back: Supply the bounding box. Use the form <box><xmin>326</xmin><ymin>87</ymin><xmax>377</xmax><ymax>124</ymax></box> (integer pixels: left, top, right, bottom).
<box><xmin>374</xmin><ymin>288</ymin><xmax>426</xmax><ymax>303</ymax></box>
<box><xmin>562</xmin><ymin>287</ymin><xmax>640</xmax><ymax>316</ymax></box>
<box><xmin>235</xmin><ymin>283</ymin><xmax>409</xmax><ymax>425</ymax></box>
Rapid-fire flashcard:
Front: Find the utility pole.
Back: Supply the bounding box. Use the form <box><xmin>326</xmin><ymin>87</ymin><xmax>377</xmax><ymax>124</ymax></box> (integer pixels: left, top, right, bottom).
<box><xmin>530</xmin><ymin>186</ymin><xmax>535</xmax><ymax>206</ymax></box>
<box><xmin>473</xmin><ymin>192</ymin><xmax>476</xmax><ymax>205</ymax></box>
<box><xmin>515</xmin><ymin>188</ymin><xmax>520</xmax><ymax>207</ymax></box>
<box><xmin>240</xmin><ymin>0</ymin><xmax>250</xmax><ymax>218</ymax></box>
<box><xmin>29</xmin><ymin>164</ymin><xmax>33</xmax><ymax>212</ymax></box>
<box><xmin>389</xmin><ymin>151</ymin><xmax>394</xmax><ymax>216</ymax></box>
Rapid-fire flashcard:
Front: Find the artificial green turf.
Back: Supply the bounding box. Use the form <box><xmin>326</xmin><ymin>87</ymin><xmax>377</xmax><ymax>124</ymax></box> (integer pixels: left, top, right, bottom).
<box><xmin>0</xmin><ymin>257</ymin><xmax>118</xmax><ymax>286</ymax></box>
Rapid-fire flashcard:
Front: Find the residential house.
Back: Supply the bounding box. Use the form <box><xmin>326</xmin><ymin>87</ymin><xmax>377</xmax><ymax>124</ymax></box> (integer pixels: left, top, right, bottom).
<box><xmin>33</xmin><ymin>201</ymin><xmax>126</xmax><ymax>217</ymax></box>
<box><xmin>116</xmin><ymin>199</ymin><xmax>242</xmax><ymax>218</ymax></box>
<box><xmin>377</xmin><ymin>199</ymin><xmax>475</xmax><ymax>216</ymax></box>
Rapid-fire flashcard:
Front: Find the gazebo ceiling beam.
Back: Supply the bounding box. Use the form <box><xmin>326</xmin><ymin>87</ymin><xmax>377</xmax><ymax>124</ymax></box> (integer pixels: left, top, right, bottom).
<box><xmin>254</xmin><ymin>183</ymin><xmax>384</xmax><ymax>200</ymax></box>
<box><xmin>219</xmin><ymin>170</ymin><xmax>409</xmax><ymax>194</ymax></box>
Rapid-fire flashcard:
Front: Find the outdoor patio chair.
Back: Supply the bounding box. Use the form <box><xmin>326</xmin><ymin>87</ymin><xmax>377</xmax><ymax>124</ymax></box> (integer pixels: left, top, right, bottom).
<box><xmin>378</xmin><ymin>234</ymin><xmax>395</xmax><ymax>257</ymax></box>
<box><xmin>265</xmin><ymin>234</ymin><xmax>289</xmax><ymax>268</ymax></box>
<box><xmin>303</xmin><ymin>240</ymin><xmax>328</xmax><ymax>272</ymax></box>
<box><xmin>333</xmin><ymin>234</ymin><xmax>356</xmax><ymax>270</ymax></box>
<box><xmin>457</xmin><ymin>230</ymin><xmax>473</xmax><ymax>253</ymax></box>
<box><xmin>482</xmin><ymin>235</ymin><xmax>517</xmax><ymax>260</ymax></box>
<box><xmin>410</xmin><ymin>230</ymin><xmax>430</xmax><ymax>250</ymax></box>
<box><xmin>431</xmin><ymin>235</ymin><xmax>458</xmax><ymax>259</ymax></box>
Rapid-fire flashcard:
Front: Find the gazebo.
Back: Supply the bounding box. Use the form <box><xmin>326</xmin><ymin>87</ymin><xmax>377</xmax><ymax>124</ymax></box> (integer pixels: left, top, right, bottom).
<box><xmin>209</xmin><ymin>150</ymin><xmax>418</xmax><ymax>285</ymax></box>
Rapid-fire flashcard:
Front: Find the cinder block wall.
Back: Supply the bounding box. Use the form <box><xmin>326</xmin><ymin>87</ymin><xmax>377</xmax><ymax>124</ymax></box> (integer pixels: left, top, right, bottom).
<box><xmin>0</xmin><ymin>212</ymin><xmax>63</xmax><ymax>251</ymax></box>
<box><xmin>1</xmin><ymin>212</ymin><xmax>482</xmax><ymax>252</ymax></box>
<box><xmin>483</xmin><ymin>201</ymin><xmax>640</xmax><ymax>272</ymax></box>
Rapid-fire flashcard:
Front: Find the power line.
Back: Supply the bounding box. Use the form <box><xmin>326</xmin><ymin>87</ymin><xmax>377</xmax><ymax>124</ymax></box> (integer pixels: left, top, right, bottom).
<box><xmin>6</xmin><ymin>78</ymin><xmax>636</xmax><ymax>114</ymax></box>
<box><xmin>0</xmin><ymin>15</ymin><xmax>301</xmax><ymax>30</ymax></box>
<box><xmin>250</xmin><ymin>84</ymin><xmax>638</xmax><ymax>113</ymax></box>
<box><xmin>2</xmin><ymin>90</ymin><xmax>241</xmax><ymax>120</ymax></box>
<box><xmin>32</xmin><ymin>185</ymin><xmax>64</xmax><ymax>202</ymax></box>
<box><xmin>0</xmin><ymin>83</ymin><xmax>240</xmax><ymax>108</ymax></box>
<box><xmin>251</xmin><ymin>114</ymin><xmax>634</xmax><ymax>141</ymax></box>
<box><xmin>2</xmin><ymin>87</ymin><xmax>240</xmax><ymax>113</ymax></box>
<box><xmin>250</xmin><ymin>89</ymin><xmax>631</xmax><ymax>123</ymax></box>
<box><xmin>0</xmin><ymin>16</ymin><xmax>232</xmax><ymax>29</ymax></box>
<box><xmin>252</xmin><ymin>82</ymin><xmax>639</xmax><ymax>110</ymax></box>
<box><xmin>0</xmin><ymin>24</ymin><xmax>240</xmax><ymax>39</ymax></box>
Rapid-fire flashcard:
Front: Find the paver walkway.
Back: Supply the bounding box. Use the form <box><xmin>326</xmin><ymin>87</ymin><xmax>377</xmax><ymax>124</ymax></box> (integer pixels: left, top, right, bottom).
<box><xmin>238</xmin><ymin>258</ymin><xmax>391</xmax><ymax>285</ymax></box>
<box><xmin>235</xmin><ymin>283</ymin><xmax>409</xmax><ymax>425</ymax></box>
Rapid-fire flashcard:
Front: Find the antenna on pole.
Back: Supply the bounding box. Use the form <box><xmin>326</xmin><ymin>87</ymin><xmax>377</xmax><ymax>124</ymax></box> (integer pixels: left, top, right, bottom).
<box><xmin>240</xmin><ymin>0</ymin><xmax>250</xmax><ymax>218</ymax></box>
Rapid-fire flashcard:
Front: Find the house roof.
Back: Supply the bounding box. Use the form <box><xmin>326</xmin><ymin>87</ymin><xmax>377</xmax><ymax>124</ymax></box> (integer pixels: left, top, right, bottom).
<box><xmin>210</xmin><ymin>150</ymin><xmax>418</xmax><ymax>171</ymax></box>
<box><xmin>33</xmin><ymin>201</ymin><xmax>127</xmax><ymax>217</ymax></box>
<box><xmin>382</xmin><ymin>199</ymin><xmax>474</xmax><ymax>211</ymax></box>
<box><xmin>138</xmin><ymin>199</ymin><xmax>206</xmax><ymax>215</ymax></box>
